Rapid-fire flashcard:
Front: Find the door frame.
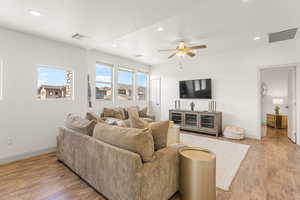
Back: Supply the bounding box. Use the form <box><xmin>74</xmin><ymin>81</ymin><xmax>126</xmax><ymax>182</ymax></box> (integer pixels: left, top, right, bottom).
<box><xmin>150</xmin><ymin>76</ymin><xmax>161</xmax><ymax>120</ymax></box>
<box><xmin>257</xmin><ymin>63</ymin><xmax>300</xmax><ymax>145</ymax></box>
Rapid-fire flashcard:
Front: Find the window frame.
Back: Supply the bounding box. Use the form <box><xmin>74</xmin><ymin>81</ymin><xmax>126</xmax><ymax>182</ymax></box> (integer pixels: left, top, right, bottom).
<box><xmin>136</xmin><ymin>71</ymin><xmax>149</xmax><ymax>101</ymax></box>
<box><xmin>95</xmin><ymin>61</ymin><xmax>114</xmax><ymax>101</ymax></box>
<box><xmin>116</xmin><ymin>66</ymin><xmax>134</xmax><ymax>101</ymax></box>
<box><xmin>36</xmin><ymin>64</ymin><xmax>75</xmax><ymax>101</ymax></box>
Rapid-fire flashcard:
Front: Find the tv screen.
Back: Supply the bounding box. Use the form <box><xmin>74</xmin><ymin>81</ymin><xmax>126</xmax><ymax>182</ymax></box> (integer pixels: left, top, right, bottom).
<box><xmin>179</xmin><ymin>79</ymin><xmax>212</xmax><ymax>99</ymax></box>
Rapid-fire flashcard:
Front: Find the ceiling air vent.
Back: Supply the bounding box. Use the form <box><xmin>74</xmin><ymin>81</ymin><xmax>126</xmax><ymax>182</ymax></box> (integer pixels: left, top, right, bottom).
<box><xmin>269</xmin><ymin>28</ymin><xmax>298</xmax><ymax>43</ymax></box>
<box><xmin>72</xmin><ymin>33</ymin><xmax>86</xmax><ymax>40</ymax></box>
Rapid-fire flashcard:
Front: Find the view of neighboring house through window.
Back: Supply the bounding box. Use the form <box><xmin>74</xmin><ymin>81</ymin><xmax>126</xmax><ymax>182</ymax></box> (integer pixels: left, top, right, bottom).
<box><xmin>117</xmin><ymin>68</ymin><xmax>133</xmax><ymax>100</ymax></box>
<box><xmin>37</xmin><ymin>66</ymin><xmax>73</xmax><ymax>100</ymax></box>
<box><xmin>96</xmin><ymin>62</ymin><xmax>113</xmax><ymax>100</ymax></box>
<box><xmin>136</xmin><ymin>72</ymin><xmax>148</xmax><ymax>101</ymax></box>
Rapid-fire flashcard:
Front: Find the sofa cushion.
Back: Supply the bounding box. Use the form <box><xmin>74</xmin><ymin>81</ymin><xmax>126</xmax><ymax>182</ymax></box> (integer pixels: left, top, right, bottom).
<box><xmin>93</xmin><ymin>123</ymin><xmax>155</xmax><ymax>162</ymax></box>
<box><xmin>65</xmin><ymin>114</ymin><xmax>97</xmax><ymax>136</ymax></box>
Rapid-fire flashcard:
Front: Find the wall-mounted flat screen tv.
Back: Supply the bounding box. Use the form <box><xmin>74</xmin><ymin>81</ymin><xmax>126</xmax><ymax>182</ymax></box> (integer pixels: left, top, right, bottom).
<box><xmin>179</xmin><ymin>79</ymin><xmax>212</xmax><ymax>99</ymax></box>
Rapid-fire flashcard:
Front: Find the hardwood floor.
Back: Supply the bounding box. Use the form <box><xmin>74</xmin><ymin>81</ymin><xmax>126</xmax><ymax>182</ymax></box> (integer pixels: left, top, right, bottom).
<box><xmin>1</xmin><ymin>127</ymin><xmax>300</xmax><ymax>200</ymax></box>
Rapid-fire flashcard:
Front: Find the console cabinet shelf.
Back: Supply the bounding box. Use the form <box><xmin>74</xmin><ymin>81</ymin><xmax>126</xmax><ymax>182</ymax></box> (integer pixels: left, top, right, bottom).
<box><xmin>169</xmin><ymin>109</ymin><xmax>222</xmax><ymax>136</ymax></box>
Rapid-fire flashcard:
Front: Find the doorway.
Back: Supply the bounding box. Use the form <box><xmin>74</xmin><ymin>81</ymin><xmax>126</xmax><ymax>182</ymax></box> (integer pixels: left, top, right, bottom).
<box><xmin>259</xmin><ymin>65</ymin><xmax>298</xmax><ymax>143</ymax></box>
<box><xmin>150</xmin><ymin>77</ymin><xmax>161</xmax><ymax>121</ymax></box>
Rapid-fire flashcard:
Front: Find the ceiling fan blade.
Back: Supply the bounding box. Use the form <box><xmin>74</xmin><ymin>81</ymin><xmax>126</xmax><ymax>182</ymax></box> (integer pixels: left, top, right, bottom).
<box><xmin>186</xmin><ymin>45</ymin><xmax>207</xmax><ymax>50</ymax></box>
<box><xmin>187</xmin><ymin>52</ymin><xmax>196</xmax><ymax>57</ymax></box>
<box><xmin>168</xmin><ymin>52</ymin><xmax>177</xmax><ymax>59</ymax></box>
<box><xmin>158</xmin><ymin>49</ymin><xmax>176</xmax><ymax>52</ymax></box>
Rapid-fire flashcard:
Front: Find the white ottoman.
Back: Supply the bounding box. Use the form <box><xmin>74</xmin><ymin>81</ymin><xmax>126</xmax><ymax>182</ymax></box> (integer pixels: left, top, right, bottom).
<box><xmin>223</xmin><ymin>126</ymin><xmax>245</xmax><ymax>139</ymax></box>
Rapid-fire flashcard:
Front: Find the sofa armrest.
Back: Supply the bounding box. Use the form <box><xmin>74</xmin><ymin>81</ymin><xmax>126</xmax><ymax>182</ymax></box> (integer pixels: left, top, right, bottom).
<box><xmin>138</xmin><ymin>147</ymin><xmax>180</xmax><ymax>200</ymax></box>
<box><xmin>57</xmin><ymin>127</ymin><xmax>143</xmax><ymax>200</ymax></box>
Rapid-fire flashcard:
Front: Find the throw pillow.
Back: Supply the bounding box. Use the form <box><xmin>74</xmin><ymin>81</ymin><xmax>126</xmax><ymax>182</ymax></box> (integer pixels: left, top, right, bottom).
<box><xmin>127</xmin><ymin>116</ymin><xmax>170</xmax><ymax>151</ymax></box>
<box><xmin>102</xmin><ymin>108</ymin><xmax>115</xmax><ymax>118</ymax></box>
<box><xmin>130</xmin><ymin>115</ymin><xmax>149</xmax><ymax>129</ymax></box>
<box><xmin>127</xmin><ymin>106</ymin><xmax>140</xmax><ymax>128</ymax></box>
<box><xmin>65</xmin><ymin>114</ymin><xmax>97</xmax><ymax>136</ymax></box>
<box><xmin>85</xmin><ymin>112</ymin><xmax>99</xmax><ymax>121</ymax></box>
<box><xmin>138</xmin><ymin>107</ymin><xmax>148</xmax><ymax>118</ymax></box>
<box><xmin>93</xmin><ymin>123</ymin><xmax>155</xmax><ymax>162</ymax></box>
<box><xmin>148</xmin><ymin>121</ymin><xmax>170</xmax><ymax>150</ymax></box>
<box><xmin>115</xmin><ymin>107</ymin><xmax>126</xmax><ymax>120</ymax></box>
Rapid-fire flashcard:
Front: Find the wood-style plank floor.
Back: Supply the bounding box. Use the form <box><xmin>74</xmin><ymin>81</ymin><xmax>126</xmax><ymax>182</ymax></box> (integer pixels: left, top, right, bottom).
<box><xmin>1</xmin><ymin>127</ymin><xmax>300</xmax><ymax>200</ymax></box>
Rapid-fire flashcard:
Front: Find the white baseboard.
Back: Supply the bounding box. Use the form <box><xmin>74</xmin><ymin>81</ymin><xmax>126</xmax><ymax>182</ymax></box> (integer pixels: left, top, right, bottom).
<box><xmin>0</xmin><ymin>147</ymin><xmax>57</xmax><ymax>165</ymax></box>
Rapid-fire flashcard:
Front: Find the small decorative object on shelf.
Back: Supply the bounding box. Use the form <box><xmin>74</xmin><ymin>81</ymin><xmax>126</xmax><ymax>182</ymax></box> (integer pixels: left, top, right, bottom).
<box><xmin>190</xmin><ymin>102</ymin><xmax>195</xmax><ymax>111</ymax></box>
<box><xmin>272</xmin><ymin>98</ymin><xmax>283</xmax><ymax>115</ymax></box>
<box><xmin>208</xmin><ymin>101</ymin><xmax>216</xmax><ymax>112</ymax></box>
<box><xmin>175</xmin><ymin>100</ymin><xmax>181</xmax><ymax>110</ymax></box>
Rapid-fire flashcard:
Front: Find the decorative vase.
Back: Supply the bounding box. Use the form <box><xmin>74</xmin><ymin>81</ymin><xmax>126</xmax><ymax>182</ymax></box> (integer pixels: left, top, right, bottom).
<box><xmin>175</xmin><ymin>100</ymin><xmax>181</xmax><ymax>110</ymax></box>
<box><xmin>275</xmin><ymin>106</ymin><xmax>280</xmax><ymax>115</ymax></box>
<box><xmin>190</xmin><ymin>102</ymin><xmax>195</xmax><ymax>111</ymax></box>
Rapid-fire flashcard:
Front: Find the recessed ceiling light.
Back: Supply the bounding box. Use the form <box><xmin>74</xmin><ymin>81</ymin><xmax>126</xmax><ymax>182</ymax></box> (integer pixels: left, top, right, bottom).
<box><xmin>112</xmin><ymin>44</ymin><xmax>117</xmax><ymax>47</ymax></box>
<box><xmin>29</xmin><ymin>10</ymin><xmax>41</xmax><ymax>16</ymax></box>
<box><xmin>253</xmin><ymin>36</ymin><xmax>261</xmax><ymax>41</ymax></box>
<box><xmin>157</xmin><ymin>27</ymin><xmax>164</xmax><ymax>32</ymax></box>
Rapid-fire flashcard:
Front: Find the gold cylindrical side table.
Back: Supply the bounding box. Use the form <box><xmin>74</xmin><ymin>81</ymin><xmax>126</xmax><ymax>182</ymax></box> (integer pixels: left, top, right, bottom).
<box><xmin>179</xmin><ymin>147</ymin><xmax>216</xmax><ymax>200</ymax></box>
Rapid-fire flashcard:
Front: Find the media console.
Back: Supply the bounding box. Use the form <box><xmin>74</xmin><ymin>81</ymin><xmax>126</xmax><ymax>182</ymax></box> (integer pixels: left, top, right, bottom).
<box><xmin>169</xmin><ymin>109</ymin><xmax>222</xmax><ymax>137</ymax></box>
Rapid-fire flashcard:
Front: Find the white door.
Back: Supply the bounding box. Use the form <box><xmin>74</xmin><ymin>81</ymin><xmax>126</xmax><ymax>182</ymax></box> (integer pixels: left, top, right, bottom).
<box><xmin>288</xmin><ymin>68</ymin><xmax>297</xmax><ymax>143</ymax></box>
<box><xmin>150</xmin><ymin>77</ymin><xmax>161</xmax><ymax>120</ymax></box>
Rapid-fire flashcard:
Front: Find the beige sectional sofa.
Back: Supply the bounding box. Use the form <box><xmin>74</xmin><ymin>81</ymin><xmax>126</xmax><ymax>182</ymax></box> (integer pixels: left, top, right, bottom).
<box><xmin>57</xmin><ymin>122</ymin><xmax>180</xmax><ymax>200</ymax></box>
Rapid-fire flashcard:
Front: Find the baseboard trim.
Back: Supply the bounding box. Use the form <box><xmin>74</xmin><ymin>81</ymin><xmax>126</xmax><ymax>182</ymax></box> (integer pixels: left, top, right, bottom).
<box><xmin>0</xmin><ymin>147</ymin><xmax>57</xmax><ymax>165</ymax></box>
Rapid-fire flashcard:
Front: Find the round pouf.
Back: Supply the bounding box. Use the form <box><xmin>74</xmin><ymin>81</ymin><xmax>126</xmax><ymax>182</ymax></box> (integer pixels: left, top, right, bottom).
<box><xmin>179</xmin><ymin>147</ymin><xmax>216</xmax><ymax>200</ymax></box>
<box><xmin>223</xmin><ymin>126</ymin><xmax>245</xmax><ymax>139</ymax></box>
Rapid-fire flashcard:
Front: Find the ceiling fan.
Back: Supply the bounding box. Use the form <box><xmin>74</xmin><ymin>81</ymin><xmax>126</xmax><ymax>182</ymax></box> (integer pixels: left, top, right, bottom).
<box><xmin>158</xmin><ymin>41</ymin><xmax>207</xmax><ymax>59</ymax></box>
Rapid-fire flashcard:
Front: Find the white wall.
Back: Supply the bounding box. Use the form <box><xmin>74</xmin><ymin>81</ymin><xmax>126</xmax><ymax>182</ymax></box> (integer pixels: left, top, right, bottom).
<box><xmin>0</xmin><ymin>27</ymin><xmax>149</xmax><ymax>163</ymax></box>
<box><xmin>261</xmin><ymin>69</ymin><xmax>289</xmax><ymax>123</ymax></box>
<box><xmin>151</xmin><ymin>39</ymin><xmax>300</xmax><ymax>139</ymax></box>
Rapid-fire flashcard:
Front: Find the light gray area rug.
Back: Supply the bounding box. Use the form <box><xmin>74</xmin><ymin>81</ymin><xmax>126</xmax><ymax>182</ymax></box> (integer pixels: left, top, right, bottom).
<box><xmin>180</xmin><ymin>134</ymin><xmax>250</xmax><ymax>191</ymax></box>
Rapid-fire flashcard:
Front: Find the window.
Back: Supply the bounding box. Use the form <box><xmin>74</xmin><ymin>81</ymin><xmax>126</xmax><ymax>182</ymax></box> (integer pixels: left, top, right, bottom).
<box><xmin>37</xmin><ymin>66</ymin><xmax>73</xmax><ymax>100</ymax></box>
<box><xmin>117</xmin><ymin>68</ymin><xmax>133</xmax><ymax>100</ymax></box>
<box><xmin>96</xmin><ymin>62</ymin><xmax>113</xmax><ymax>100</ymax></box>
<box><xmin>136</xmin><ymin>72</ymin><xmax>148</xmax><ymax>101</ymax></box>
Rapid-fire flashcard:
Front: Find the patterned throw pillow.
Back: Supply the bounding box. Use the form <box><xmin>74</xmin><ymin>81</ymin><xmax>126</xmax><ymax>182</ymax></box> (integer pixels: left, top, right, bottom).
<box><xmin>102</xmin><ymin>107</ymin><xmax>125</xmax><ymax>120</ymax></box>
<box><xmin>102</xmin><ymin>108</ymin><xmax>115</xmax><ymax>118</ymax></box>
<box><xmin>138</xmin><ymin>107</ymin><xmax>148</xmax><ymax>118</ymax></box>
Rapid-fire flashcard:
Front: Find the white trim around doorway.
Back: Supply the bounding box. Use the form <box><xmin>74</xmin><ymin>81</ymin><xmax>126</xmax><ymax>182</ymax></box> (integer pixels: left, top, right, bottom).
<box><xmin>257</xmin><ymin>63</ymin><xmax>300</xmax><ymax>145</ymax></box>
